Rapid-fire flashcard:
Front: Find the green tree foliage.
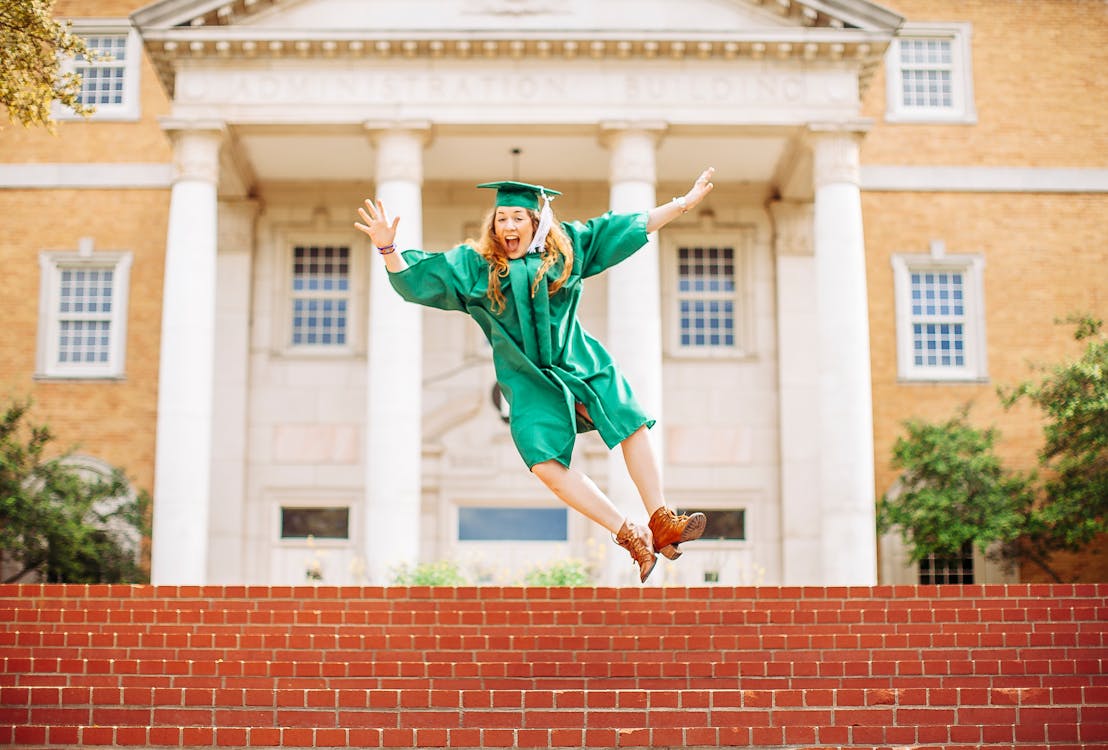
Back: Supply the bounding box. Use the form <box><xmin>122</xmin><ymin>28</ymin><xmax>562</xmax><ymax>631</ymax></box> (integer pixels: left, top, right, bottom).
<box><xmin>1000</xmin><ymin>316</ymin><xmax>1108</xmax><ymax>575</ymax></box>
<box><xmin>879</xmin><ymin>317</ymin><xmax>1107</xmax><ymax>582</ymax></box>
<box><xmin>0</xmin><ymin>400</ymin><xmax>150</xmax><ymax>583</ymax></box>
<box><xmin>877</xmin><ymin>413</ymin><xmax>1034</xmax><ymax>567</ymax></box>
<box><xmin>0</xmin><ymin>0</ymin><xmax>95</xmax><ymax>130</ymax></box>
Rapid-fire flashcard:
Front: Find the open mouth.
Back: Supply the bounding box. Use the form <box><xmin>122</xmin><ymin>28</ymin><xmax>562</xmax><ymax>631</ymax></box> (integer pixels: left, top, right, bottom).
<box><xmin>505</xmin><ymin>237</ymin><xmax>520</xmax><ymax>254</ymax></box>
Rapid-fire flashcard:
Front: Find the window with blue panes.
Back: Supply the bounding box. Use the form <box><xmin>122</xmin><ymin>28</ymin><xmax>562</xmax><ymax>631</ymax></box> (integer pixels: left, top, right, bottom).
<box><xmin>457</xmin><ymin>507</ymin><xmax>568</xmax><ymax>542</ymax></box>
<box><xmin>57</xmin><ymin>267</ymin><xmax>115</xmax><ymax>365</ymax></box>
<box><xmin>76</xmin><ymin>35</ymin><xmax>129</xmax><ymax>108</ymax></box>
<box><xmin>291</xmin><ymin>245</ymin><xmax>350</xmax><ymax>346</ymax></box>
<box><xmin>885</xmin><ymin>24</ymin><xmax>976</xmax><ymax>125</ymax></box>
<box><xmin>677</xmin><ymin>245</ymin><xmax>736</xmax><ymax>349</ymax></box>
<box><xmin>38</xmin><ymin>249</ymin><xmax>132</xmax><ymax>379</ymax></box>
<box><xmin>898</xmin><ymin>38</ymin><xmax>954</xmax><ymax>109</ymax></box>
<box><xmin>910</xmin><ymin>270</ymin><xmax>965</xmax><ymax>368</ymax></box>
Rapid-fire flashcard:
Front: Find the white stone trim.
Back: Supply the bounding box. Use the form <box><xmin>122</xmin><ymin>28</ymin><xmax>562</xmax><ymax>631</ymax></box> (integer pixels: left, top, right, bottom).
<box><xmin>0</xmin><ymin>163</ymin><xmax>173</xmax><ymax>189</ymax></box>
<box><xmin>35</xmin><ymin>247</ymin><xmax>133</xmax><ymax>380</ymax></box>
<box><xmin>884</xmin><ymin>22</ymin><xmax>976</xmax><ymax>124</ymax></box>
<box><xmin>56</xmin><ymin>20</ymin><xmax>143</xmax><ymax>122</ymax></box>
<box><xmin>891</xmin><ymin>247</ymin><xmax>988</xmax><ymax>383</ymax></box>
<box><xmin>862</xmin><ymin>165</ymin><xmax>1108</xmax><ymax>193</ymax></box>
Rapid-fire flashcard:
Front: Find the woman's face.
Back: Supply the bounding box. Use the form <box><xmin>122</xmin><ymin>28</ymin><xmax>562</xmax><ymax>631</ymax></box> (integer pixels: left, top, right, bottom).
<box><xmin>494</xmin><ymin>207</ymin><xmax>535</xmax><ymax>259</ymax></box>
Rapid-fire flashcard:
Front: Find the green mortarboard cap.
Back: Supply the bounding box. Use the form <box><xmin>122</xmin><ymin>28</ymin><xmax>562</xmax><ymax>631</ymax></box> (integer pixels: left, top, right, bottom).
<box><xmin>476</xmin><ymin>180</ymin><xmax>562</xmax><ymax>211</ymax></box>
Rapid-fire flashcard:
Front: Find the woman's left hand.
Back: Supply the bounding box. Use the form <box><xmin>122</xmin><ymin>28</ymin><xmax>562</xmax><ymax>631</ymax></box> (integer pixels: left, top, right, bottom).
<box><xmin>645</xmin><ymin>167</ymin><xmax>717</xmax><ymax>233</ymax></box>
<box><xmin>355</xmin><ymin>198</ymin><xmax>400</xmax><ymax>250</ymax></box>
<box><xmin>683</xmin><ymin>167</ymin><xmax>715</xmax><ymax>210</ymax></box>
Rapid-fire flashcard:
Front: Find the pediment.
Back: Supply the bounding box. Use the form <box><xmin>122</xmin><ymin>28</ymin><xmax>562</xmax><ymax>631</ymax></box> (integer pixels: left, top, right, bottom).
<box><xmin>133</xmin><ymin>0</ymin><xmax>902</xmax><ymax>34</ymax></box>
<box><xmin>132</xmin><ymin>0</ymin><xmax>903</xmax><ymax>96</ymax></box>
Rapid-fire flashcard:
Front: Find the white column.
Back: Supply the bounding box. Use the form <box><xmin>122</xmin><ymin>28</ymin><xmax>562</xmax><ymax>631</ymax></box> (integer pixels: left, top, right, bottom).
<box><xmin>151</xmin><ymin>123</ymin><xmax>223</xmax><ymax>585</ymax></box>
<box><xmin>770</xmin><ymin>200</ymin><xmax>826</xmax><ymax>585</ymax></box>
<box><xmin>207</xmin><ymin>199</ymin><xmax>257</xmax><ymax>584</ymax></box>
<box><xmin>602</xmin><ymin>124</ymin><xmax>665</xmax><ymax>583</ymax></box>
<box><xmin>810</xmin><ymin>127</ymin><xmax>878</xmax><ymax>585</ymax></box>
<box><xmin>364</xmin><ymin>124</ymin><xmax>427</xmax><ymax>583</ymax></box>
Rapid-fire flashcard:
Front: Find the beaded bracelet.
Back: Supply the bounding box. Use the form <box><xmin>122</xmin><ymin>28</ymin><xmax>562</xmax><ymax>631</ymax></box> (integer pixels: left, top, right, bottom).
<box><xmin>377</xmin><ymin>244</ymin><xmax>396</xmax><ymax>255</ymax></box>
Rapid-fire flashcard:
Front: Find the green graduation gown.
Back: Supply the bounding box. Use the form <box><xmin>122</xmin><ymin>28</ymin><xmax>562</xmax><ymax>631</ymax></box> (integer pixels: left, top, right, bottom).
<box><xmin>388</xmin><ymin>211</ymin><xmax>655</xmax><ymax>468</ymax></box>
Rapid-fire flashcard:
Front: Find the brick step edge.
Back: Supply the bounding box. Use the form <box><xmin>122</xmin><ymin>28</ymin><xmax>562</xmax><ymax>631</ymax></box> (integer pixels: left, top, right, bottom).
<box><xmin>3</xmin><ymin>583</ymin><xmax>1106</xmax><ymax>602</ymax></box>
<box><xmin>4</xmin><ymin>723</ymin><xmax>1106</xmax><ymax>749</ymax></box>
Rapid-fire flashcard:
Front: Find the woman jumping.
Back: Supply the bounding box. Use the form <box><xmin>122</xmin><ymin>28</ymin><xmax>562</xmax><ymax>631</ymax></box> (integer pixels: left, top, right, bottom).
<box><xmin>355</xmin><ymin>168</ymin><xmax>715</xmax><ymax>582</ymax></box>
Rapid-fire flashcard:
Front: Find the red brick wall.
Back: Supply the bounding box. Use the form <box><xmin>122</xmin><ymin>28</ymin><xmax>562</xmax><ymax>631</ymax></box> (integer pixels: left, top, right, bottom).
<box><xmin>1</xmin><ymin>585</ymin><xmax>1104</xmax><ymax>748</ymax></box>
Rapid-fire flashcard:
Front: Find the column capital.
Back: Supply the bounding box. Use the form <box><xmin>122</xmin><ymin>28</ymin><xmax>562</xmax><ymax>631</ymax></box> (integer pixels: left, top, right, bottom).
<box><xmin>807</xmin><ymin>122</ymin><xmax>871</xmax><ymax>189</ymax></box>
<box><xmin>218</xmin><ymin>199</ymin><xmax>261</xmax><ymax>250</ymax></box>
<box><xmin>768</xmin><ymin>200</ymin><xmax>814</xmax><ymax>257</ymax></box>
<box><xmin>159</xmin><ymin>117</ymin><xmax>226</xmax><ymax>135</ymax></box>
<box><xmin>160</xmin><ymin>119</ymin><xmax>225</xmax><ymax>184</ymax></box>
<box><xmin>363</xmin><ymin>119</ymin><xmax>434</xmax><ymax>144</ymax></box>
<box><xmin>365</xmin><ymin>121</ymin><xmax>432</xmax><ymax>185</ymax></box>
<box><xmin>805</xmin><ymin>119</ymin><xmax>873</xmax><ymax>138</ymax></box>
<box><xmin>602</xmin><ymin>122</ymin><xmax>666</xmax><ymax>186</ymax></box>
<box><xmin>598</xmin><ymin>120</ymin><xmax>668</xmax><ymax>147</ymax></box>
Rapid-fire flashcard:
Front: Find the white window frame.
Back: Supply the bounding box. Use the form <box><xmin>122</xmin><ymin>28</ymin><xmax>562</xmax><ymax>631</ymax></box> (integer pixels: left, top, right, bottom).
<box><xmin>885</xmin><ymin>22</ymin><xmax>976</xmax><ymax>124</ymax></box>
<box><xmin>36</xmin><ymin>244</ymin><xmax>132</xmax><ymax>380</ymax></box>
<box><xmin>274</xmin><ymin>231</ymin><xmax>362</xmax><ymax>357</ymax></box>
<box><xmin>891</xmin><ymin>242</ymin><xmax>987</xmax><ymax>382</ymax></box>
<box><xmin>55</xmin><ymin>20</ymin><xmax>142</xmax><ymax>122</ymax></box>
<box><xmin>269</xmin><ymin>491</ymin><xmax>359</xmax><ymax>584</ymax></box>
<box><xmin>662</xmin><ymin>230</ymin><xmax>754</xmax><ymax>359</ymax></box>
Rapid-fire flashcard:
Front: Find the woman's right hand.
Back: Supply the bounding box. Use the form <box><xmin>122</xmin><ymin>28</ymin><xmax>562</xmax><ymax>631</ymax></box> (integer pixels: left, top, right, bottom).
<box><xmin>355</xmin><ymin>198</ymin><xmax>400</xmax><ymax>249</ymax></box>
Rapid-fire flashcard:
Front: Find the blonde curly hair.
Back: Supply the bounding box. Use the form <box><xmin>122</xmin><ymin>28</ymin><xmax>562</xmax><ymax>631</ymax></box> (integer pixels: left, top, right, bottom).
<box><xmin>470</xmin><ymin>207</ymin><xmax>575</xmax><ymax>314</ymax></box>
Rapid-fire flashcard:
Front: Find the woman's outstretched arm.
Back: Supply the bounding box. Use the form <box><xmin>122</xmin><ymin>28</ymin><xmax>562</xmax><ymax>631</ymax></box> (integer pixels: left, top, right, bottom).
<box><xmin>646</xmin><ymin>167</ymin><xmax>715</xmax><ymax>233</ymax></box>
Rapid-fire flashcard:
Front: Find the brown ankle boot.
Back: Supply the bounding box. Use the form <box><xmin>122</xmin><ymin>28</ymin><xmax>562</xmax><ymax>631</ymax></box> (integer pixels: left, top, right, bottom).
<box><xmin>649</xmin><ymin>506</ymin><xmax>707</xmax><ymax>560</ymax></box>
<box><xmin>615</xmin><ymin>519</ymin><xmax>657</xmax><ymax>583</ymax></box>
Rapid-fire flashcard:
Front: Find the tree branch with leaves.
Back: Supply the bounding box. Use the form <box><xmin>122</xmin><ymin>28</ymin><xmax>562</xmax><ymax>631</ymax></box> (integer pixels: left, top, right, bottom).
<box><xmin>0</xmin><ymin>0</ymin><xmax>96</xmax><ymax>130</ymax></box>
<box><xmin>0</xmin><ymin>400</ymin><xmax>149</xmax><ymax>584</ymax></box>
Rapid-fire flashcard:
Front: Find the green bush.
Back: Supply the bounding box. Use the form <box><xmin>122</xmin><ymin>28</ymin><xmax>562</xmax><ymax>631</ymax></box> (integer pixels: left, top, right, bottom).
<box><xmin>389</xmin><ymin>560</ymin><xmax>468</xmax><ymax>586</ymax></box>
<box><xmin>0</xmin><ymin>399</ymin><xmax>150</xmax><ymax>584</ymax></box>
<box><xmin>523</xmin><ymin>558</ymin><xmax>593</xmax><ymax>587</ymax></box>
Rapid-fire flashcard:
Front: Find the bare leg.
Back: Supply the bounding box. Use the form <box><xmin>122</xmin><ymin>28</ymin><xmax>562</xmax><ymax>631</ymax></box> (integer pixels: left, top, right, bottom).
<box><xmin>620</xmin><ymin>425</ymin><xmax>666</xmax><ymax>516</ymax></box>
<box><xmin>531</xmin><ymin>460</ymin><xmax>624</xmax><ymax>534</ymax></box>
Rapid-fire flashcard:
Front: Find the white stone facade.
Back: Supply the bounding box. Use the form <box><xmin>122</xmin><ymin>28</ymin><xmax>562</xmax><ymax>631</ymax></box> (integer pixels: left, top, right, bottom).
<box><xmin>134</xmin><ymin>0</ymin><xmax>904</xmax><ymax>586</ymax></box>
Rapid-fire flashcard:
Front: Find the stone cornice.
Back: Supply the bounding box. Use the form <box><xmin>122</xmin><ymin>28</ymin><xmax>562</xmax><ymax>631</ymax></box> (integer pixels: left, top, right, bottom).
<box><xmin>133</xmin><ymin>0</ymin><xmax>903</xmax><ymax>99</ymax></box>
<box><xmin>135</xmin><ymin>0</ymin><xmax>901</xmax><ymax>32</ymax></box>
<box><xmin>142</xmin><ymin>30</ymin><xmax>893</xmax><ymax>97</ymax></box>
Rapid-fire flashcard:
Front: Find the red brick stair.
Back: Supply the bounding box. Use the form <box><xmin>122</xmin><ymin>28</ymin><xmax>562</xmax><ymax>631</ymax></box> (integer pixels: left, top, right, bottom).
<box><xmin>1</xmin><ymin>583</ymin><xmax>1105</xmax><ymax>748</ymax></box>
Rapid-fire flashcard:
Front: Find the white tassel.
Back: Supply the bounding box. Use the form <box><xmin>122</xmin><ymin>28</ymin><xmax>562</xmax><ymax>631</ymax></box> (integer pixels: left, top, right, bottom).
<box><xmin>528</xmin><ymin>190</ymin><xmax>554</xmax><ymax>254</ymax></box>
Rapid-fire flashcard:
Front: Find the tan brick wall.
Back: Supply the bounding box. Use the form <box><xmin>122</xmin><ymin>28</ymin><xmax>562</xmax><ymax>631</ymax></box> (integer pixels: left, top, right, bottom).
<box><xmin>4</xmin><ymin>0</ymin><xmax>172</xmax><ymax>164</ymax></box>
<box><xmin>0</xmin><ymin>188</ymin><xmax>169</xmax><ymax>495</ymax></box>
<box><xmin>55</xmin><ymin>0</ymin><xmax>146</xmax><ymax>15</ymax></box>
<box><xmin>864</xmin><ymin>192</ymin><xmax>1108</xmax><ymax>583</ymax></box>
<box><xmin>863</xmin><ymin>1</ymin><xmax>1108</xmax><ymax>582</ymax></box>
<box><xmin>863</xmin><ymin>0</ymin><xmax>1108</xmax><ymax>168</ymax></box>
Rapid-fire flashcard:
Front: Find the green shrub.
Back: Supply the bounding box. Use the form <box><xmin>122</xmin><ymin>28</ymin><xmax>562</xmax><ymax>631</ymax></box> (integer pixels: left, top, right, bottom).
<box><xmin>523</xmin><ymin>558</ymin><xmax>593</xmax><ymax>587</ymax></box>
<box><xmin>389</xmin><ymin>560</ymin><xmax>468</xmax><ymax>586</ymax></box>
